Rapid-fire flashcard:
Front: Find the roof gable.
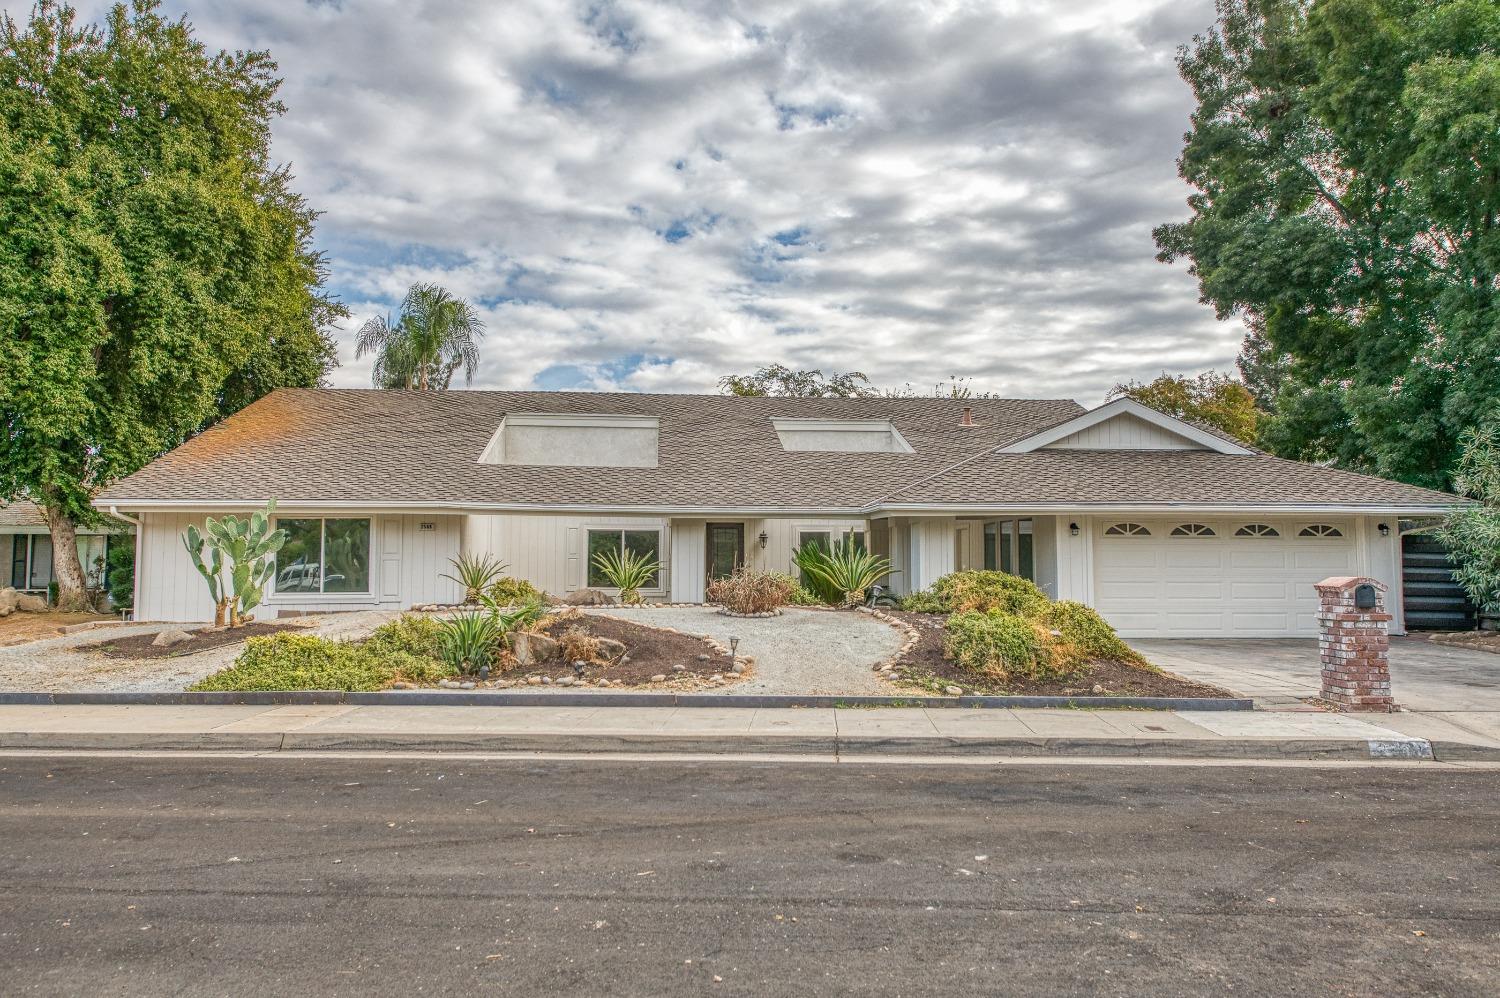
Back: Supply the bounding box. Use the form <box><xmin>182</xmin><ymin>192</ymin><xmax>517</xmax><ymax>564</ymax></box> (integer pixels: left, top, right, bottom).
<box><xmin>996</xmin><ymin>398</ymin><xmax>1253</xmax><ymax>455</ymax></box>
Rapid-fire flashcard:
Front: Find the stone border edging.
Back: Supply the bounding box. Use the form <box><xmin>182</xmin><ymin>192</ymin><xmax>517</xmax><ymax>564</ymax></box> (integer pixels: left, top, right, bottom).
<box><xmin>0</xmin><ymin>690</ymin><xmax>1253</xmax><ymax>710</ymax></box>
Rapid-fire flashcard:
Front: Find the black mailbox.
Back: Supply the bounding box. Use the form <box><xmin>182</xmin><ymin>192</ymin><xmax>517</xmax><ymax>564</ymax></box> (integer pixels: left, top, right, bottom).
<box><xmin>1354</xmin><ymin>583</ymin><xmax>1378</xmax><ymax>610</ymax></box>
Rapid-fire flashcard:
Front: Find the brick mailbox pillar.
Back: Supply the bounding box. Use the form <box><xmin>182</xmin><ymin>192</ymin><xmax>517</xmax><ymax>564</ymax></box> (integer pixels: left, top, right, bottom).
<box><xmin>1314</xmin><ymin>576</ymin><xmax>1394</xmax><ymax>711</ymax></box>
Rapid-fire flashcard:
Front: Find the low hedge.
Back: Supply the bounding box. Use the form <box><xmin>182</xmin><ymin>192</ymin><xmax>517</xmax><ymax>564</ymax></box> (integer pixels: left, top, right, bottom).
<box><xmin>488</xmin><ymin>576</ymin><xmax>544</xmax><ymax>606</ymax></box>
<box><xmin>906</xmin><ymin>571</ymin><xmax>1147</xmax><ymax>681</ymax></box>
<box><xmin>944</xmin><ymin>610</ymin><xmax>1082</xmax><ymax>682</ymax></box>
<box><xmin>190</xmin><ymin>631</ymin><xmax>453</xmax><ymax>692</ymax></box>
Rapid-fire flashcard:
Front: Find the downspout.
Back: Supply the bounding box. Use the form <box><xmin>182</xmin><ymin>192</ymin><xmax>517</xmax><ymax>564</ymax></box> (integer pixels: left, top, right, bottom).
<box><xmin>108</xmin><ymin>506</ymin><xmax>143</xmax><ymax>621</ymax></box>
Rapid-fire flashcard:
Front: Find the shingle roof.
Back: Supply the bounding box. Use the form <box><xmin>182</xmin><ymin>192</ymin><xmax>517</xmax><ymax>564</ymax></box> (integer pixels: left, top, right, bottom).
<box><xmin>0</xmin><ymin>501</ymin><xmax>46</xmax><ymax>528</ymax></box>
<box><xmin>94</xmin><ymin>388</ymin><xmax>1456</xmax><ymax>512</ymax></box>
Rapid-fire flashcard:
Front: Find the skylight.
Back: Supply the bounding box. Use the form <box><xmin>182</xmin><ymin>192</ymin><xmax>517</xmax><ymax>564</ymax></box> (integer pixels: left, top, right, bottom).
<box><xmin>480</xmin><ymin>413</ymin><xmax>659</xmax><ymax>468</ymax></box>
<box><xmin>771</xmin><ymin>418</ymin><xmax>914</xmax><ymax>454</ymax></box>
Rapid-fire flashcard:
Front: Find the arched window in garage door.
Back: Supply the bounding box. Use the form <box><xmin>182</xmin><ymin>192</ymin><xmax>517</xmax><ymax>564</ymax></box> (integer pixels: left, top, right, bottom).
<box><xmin>1234</xmin><ymin>523</ymin><xmax>1280</xmax><ymax>537</ymax></box>
<box><xmin>1103</xmin><ymin>522</ymin><xmax>1151</xmax><ymax>537</ymax></box>
<box><xmin>1169</xmin><ymin>523</ymin><xmax>1216</xmax><ymax>537</ymax></box>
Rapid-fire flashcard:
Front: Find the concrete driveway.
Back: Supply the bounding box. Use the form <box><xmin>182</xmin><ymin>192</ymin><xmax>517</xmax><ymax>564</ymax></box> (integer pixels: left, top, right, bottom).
<box><xmin>1133</xmin><ymin>636</ymin><xmax>1500</xmax><ymax>714</ymax></box>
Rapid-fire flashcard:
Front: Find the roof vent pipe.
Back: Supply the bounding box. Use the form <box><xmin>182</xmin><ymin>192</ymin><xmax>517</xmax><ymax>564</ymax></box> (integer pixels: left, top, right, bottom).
<box><xmin>959</xmin><ymin>406</ymin><xmax>976</xmax><ymax>427</ymax></box>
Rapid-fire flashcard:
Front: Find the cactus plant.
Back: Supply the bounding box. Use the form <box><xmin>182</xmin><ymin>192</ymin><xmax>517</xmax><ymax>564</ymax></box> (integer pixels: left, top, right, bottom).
<box><xmin>183</xmin><ymin>523</ymin><xmax>230</xmax><ymax>626</ymax></box>
<box><xmin>182</xmin><ymin>501</ymin><xmax>287</xmax><ymax>627</ymax></box>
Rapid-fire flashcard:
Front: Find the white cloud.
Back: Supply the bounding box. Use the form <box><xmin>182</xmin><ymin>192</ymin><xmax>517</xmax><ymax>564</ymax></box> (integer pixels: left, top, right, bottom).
<box><xmin>39</xmin><ymin>0</ymin><xmax>1236</xmax><ymax>403</ymax></box>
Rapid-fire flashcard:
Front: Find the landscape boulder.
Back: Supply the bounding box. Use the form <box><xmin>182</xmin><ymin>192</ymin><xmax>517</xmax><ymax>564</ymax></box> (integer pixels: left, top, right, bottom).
<box><xmin>151</xmin><ymin>628</ymin><xmax>194</xmax><ymax>648</ymax></box>
<box><xmin>595</xmin><ymin>637</ymin><xmax>627</xmax><ymax>660</ymax></box>
<box><xmin>510</xmin><ymin>630</ymin><xmax>559</xmax><ymax>667</ymax></box>
<box><xmin>0</xmin><ymin>588</ymin><xmax>17</xmax><ymax>617</ymax></box>
<box><xmin>15</xmin><ymin>592</ymin><xmax>49</xmax><ymax>613</ymax></box>
<box><xmin>563</xmin><ymin>588</ymin><xmax>614</xmax><ymax>606</ymax></box>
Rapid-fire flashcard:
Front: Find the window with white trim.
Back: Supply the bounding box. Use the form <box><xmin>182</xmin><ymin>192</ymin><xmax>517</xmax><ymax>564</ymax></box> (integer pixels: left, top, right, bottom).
<box><xmin>1103</xmin><ymin>522</ymin><xmax>1151</xmax><ymax>537</ymax></box>
<box><xmin>1170</xmin><ymin>523</ymin><xmax>1216</xmax><ymax>537</ymax></box>
<box><xmin>1234</xmin><ymin>523</ymin><xmax>1280</xmax><ymax>537</ymax></box>
<box><xmin>1298</xmin><ymin>524</ymin><xmax>1343</xmax><ymax>538</ymax></box>
<box><xmin>586</xmin><ymin>528</ymin><xmax>662</xmax><ymax>589</ymax></box>
<box><xmin>275</xmin><ymin>518</ymin><xmax>371</xmax><ymax>594</ymax></box>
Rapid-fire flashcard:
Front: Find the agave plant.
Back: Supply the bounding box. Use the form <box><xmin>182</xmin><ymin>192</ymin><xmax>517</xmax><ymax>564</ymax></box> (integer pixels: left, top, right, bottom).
<box><xmin>792</xmin><ymin>535</ymin><xmax>894</xmax><ymax>608</ymax></box>
<box><xmin>441</xmin><ymin>552</ymin><xmax>509</xmax><ymax>603</ymax></box>
<box><xmin>477</xmin><ymin>592</ymin><xmax>548</xmax><ymax>642</ymax></box>
<box><xmin>437</xmin><ymin>610</ymin><xmax>504</xmax><ymax>674</ymax></box>
<box><xmin>591</xmin><ymin>547</ymin><xmax>661</xmax><ymax>605</ymax></box>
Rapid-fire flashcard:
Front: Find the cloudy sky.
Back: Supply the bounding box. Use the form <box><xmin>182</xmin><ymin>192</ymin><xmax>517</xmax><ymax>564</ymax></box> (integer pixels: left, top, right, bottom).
<box><xmin>51</xmin><ymin>0</ymin><xmax>1236</xmax><ymax>403</ymax></box>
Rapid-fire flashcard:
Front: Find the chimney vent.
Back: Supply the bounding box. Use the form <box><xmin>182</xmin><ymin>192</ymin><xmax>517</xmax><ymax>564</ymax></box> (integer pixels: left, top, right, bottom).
<box><xmin>959</xmin><ymin>405</ymin><xmax>976</xmax><ymax>427</ymax></box>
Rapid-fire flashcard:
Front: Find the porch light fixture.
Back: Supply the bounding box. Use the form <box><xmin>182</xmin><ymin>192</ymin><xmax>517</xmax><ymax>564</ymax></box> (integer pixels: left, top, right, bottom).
<box><xmin>1069</xmin><ymin>522</ymin><xmax>1080</xmax><ymax>536</ymax></box>
<box><xmin>1378</xmin><ymin>523</ymin><xmax>1390</xmax><ymax>537</ymax></box>
<box><xmin>758</xmin><ymin>531</ymin><xmax>768</xmax><ymax>548</ymax></box>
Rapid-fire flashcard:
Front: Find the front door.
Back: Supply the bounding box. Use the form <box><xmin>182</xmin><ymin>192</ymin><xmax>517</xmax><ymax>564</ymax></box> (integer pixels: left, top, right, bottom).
<box><xmin>706</xmin><ymin>523</ymin><xmax>745</xmax><ymax>582</ymax></box>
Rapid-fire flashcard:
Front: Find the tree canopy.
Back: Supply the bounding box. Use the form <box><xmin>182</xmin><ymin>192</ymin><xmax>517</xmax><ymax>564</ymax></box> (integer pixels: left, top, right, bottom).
<box><xmin>1108</xmin><ymin>372</ymin><xmax>1263</xmax><ymax>444</ymax></box>
<box><xmin>1154</xmin><ymin>0</ymin><xmax>1500</xmax><ymax>490</ymax></box>
<box><xmin>355</xmin><ymin>282</ymin><xmax>487</xmax><ymax>390</ymax></box>
<box><xmin>0</xmin><ymin>1</ymin><xmax>343</xmax><ymax>605</ymax></box>
<box><xmin>718</xmin><ymin>364</ymin><xmax>877</xmax><ymax>398</ymax></box>
<box><xmin>1437</xmin><ymin>410</ymin><xmax>1500</xmax><ymax>613</ymax></box>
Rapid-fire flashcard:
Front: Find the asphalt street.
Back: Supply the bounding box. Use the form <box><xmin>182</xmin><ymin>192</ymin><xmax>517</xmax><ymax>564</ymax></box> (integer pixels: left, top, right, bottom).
<box><xmin>2</xmin><ymin>755</ymin><xmax>1497</xmax><ymax>996</ymax></box>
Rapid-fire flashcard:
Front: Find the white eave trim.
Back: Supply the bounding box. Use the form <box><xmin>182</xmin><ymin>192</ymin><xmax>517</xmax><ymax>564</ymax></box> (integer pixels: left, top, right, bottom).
<box><xmin>995</xmin><ymin>397</ymin><xmax>1254</xmax><ymax>455</ymax></box>
<box><xmin>867</xmin><ymin>502</ymin><xmax>1458</xmax><ymax>516</ymax></box>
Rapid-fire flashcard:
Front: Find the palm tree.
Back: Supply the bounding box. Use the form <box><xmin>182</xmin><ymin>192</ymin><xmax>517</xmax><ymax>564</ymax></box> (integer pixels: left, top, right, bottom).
<box><xmin>355</xmin><ymin>282</ymin><xmax>487</xmax><ymax>389</ymax></box>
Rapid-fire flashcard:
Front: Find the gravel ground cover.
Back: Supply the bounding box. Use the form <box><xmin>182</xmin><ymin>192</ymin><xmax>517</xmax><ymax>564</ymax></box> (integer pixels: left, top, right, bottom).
<box><xmin>0</xmin><ymin>611</ymin><xmax>399</xmax><ymax>693</ymax></box>
<box><xmin>584</xmin><ymin>605</ymin><xmax>902</xmax><ymax>696</ymax></box>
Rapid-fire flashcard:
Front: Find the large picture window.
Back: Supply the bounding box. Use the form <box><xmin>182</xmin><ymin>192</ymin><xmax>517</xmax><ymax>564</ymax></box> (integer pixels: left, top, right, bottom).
<box><xmin>586</xmin><ymin>528</ymin><xmax>661</xmax><ymax>589</ymax></box>
<box><xmin>275</xmin><ymin>518</ymin><xmax>371</xmax><ymax>594</ymax></box>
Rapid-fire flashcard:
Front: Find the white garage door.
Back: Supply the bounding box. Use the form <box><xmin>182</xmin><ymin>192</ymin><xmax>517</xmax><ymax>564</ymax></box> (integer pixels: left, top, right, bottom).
<box><xmin>1092</xmin><ymin>519</ymin><xmax>1356</xmax><ymax>637</ymax></box>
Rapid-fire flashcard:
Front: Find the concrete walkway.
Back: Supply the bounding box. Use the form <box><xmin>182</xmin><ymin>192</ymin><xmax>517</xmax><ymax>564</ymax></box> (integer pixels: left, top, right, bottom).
<box><xmin>2</xmin><ymin>703</ymin><xmax>1497</xmax><ymax>761</ymax></box>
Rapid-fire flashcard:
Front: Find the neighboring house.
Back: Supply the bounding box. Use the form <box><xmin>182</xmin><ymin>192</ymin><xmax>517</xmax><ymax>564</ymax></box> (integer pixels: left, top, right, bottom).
<box><xmin>1</xmin><ymin>501</ymin><xmax>130</xmax><ymax>594</ymax></box>
<box><xmin>93</xmin><ymin>389</ymin><xmax>1456</xmax><ymax>637</ymax></box>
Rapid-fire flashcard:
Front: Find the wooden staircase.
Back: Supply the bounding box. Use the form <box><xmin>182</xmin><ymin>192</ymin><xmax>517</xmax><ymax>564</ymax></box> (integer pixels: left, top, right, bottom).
<box><xmin>1401</xmin><ymin>534</ymin><xmax>1477</xmax><ymax>631</ymax></box>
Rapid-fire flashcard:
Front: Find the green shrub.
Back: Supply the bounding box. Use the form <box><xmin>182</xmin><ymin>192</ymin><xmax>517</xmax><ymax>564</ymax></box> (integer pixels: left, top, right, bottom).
<box><xmin>932</xmin><ymin>571</ymin><xmax>1050</xmax><ymax>617</ymax></box>
<box><xmin>943</xmin><ymin>610</ymin><xmax>1081</xmax><ymax>682</ymax></box>
<box><xmin>1045</xmin><ymin>601</ymin><xmax>1147</xmax><ymax>666</ymax></box>
<box><xmin>488</xmin><ymin>576</ymin><xmax>544</xmax><ymax>606</ymax></box>
<box><xmin>106</xmin><ymin>539</ymin><xmax>135</xmax><ymax>610</ymax></box>
<box><xmin>191</xmin><ymin>632</ymin><xmax>451</xmax><ymax>692</ymax></box>
<box><xmin>898</xmin><ymin>589</ymin><xmax>948</xmax><ymax>613</ymax></box>
<box><xmin>770</xmin><ymin>573</ymin><xmax>823</xmax><ymax>606</ymax></box>
<box><xmin>364</xmin><ymin>614</ymin><xmax>445</xmax><ymax>659</ymax></box>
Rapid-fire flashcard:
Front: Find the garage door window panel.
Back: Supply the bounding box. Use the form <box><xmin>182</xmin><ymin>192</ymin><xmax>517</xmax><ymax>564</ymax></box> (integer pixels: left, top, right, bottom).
<box><xmin>1169</xmin><ymin>523</ymin><xmax>1215</xmax><ymax>537</ymax></box>
<box><xmin>1299</xmin><ymin>524</ymin><xmax>1343</xmax><ymax>537</ymax></box>
<box><xmin>1234</xmin><ymin>523</ymin><xmax>1280</xmax><ymax>537</ymax></box>
<box><xmin>1103</xmin><ymin>522</ymin><xmax>1150</xmax><ymax>537</ymax></box>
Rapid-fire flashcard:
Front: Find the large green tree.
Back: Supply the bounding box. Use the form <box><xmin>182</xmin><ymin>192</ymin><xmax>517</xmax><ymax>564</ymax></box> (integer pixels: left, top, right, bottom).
<box><xmin>1155</xmin><ymin>0</ymin><xmax>1500</xmax><ymax>489</ymax></box>
<box><xmin>718</xmin><ymin>364</ymin><xmax>876</xmax><ymax>398</ymax></box>
<box><xmin>1108</xmin><ymin>371</ymin><xmax>1263</xmax><ymax>444</ymax></box>
<box><xmin>0</xmin><ymin>1</ymin><xmax>343</xmax><ymax>609</ymax></box>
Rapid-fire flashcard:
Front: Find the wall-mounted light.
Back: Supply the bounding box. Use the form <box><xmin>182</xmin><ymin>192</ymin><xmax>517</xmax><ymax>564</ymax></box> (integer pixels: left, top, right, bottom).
<box><xmin>1377</xmin><ymin>523</ymin><xmax>1390</xmax><ymax>537</ymax></box>
<box><xmin>758</xmin><ymin>531</ymin><xmax>768</xmax><ymax>548</ymax></box>
<box><xmin>1069</xmin><ymin>522</ymin><xmax>1080</xmax><ymax>536</ymax></box>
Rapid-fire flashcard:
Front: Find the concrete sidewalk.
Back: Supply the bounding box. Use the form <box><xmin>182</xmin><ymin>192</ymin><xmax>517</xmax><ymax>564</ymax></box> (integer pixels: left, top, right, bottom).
<box><xmin>3</xmin><ymin>703</ymin><xmax>1498</xmax><ymax>761</ymax></box>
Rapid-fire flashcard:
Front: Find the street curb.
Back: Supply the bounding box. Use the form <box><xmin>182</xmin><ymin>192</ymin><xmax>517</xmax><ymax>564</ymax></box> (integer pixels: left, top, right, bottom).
<box><xmin>0</xmin><ymin>730</ymin><xmax>1481</xmax><ymax>761</ymax></box>
<box><xmin>0</xmin><ymin>691</ymin><xmax>1254</xmax><ymax>711</ymax></box>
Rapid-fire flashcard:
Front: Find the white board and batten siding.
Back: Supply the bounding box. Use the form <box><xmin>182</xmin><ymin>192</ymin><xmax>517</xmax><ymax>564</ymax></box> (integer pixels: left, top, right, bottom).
<box><xmin>135</xmin><ymin>511</ymin><xmax>460</xmax><ymax>622</ymax></box>
<box><xmin>1044</xmin><ymin>412</ymin><xmax>1207</xmax><ymax>451</ymax></box>
<box><xmin>463</xmin><ymin>513</ymin><xmax>674</xmax><ymax>599</ymax></box>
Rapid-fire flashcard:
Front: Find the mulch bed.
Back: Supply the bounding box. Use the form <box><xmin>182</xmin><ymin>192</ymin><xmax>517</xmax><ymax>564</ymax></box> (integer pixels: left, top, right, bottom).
<box><xmin>510</xmin><ymin>612</ymin><xmax>735</xmax><ymax>686</ymax></box>
<box><xmin>883</xmin><ymin>611</ymin><xmax>1235</xmax><ymax>699</ymax></box>
<box><xmin>83</xmin><ymin>622</ymin><xmax>299</xmax><ymax>661</ymax></box>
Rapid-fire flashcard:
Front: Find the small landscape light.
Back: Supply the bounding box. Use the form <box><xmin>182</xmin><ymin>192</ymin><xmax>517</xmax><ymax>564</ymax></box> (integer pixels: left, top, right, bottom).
<box><xmin>573</xmin><ymin>660</ymin><xmax>587</xmax><ymax>679</ymax></box>
<box><xmin>1377</xmin><ymin>523</ymin><xmax>1391</xmax><ymax>537</ymax></box>
<box><xmin>478</xmin><ymin>665</ymin><xmax>489</xmax><ymax>681</ymax></box>
<box><xmin>729</xmin><ymin>636</ymin><xmax>740</xmax><ymax>659</ymax></box>
<box><xmin>1069</xmin><ymin>522</ymin><xmax>1080</xmax><ymax>536</ymax></box>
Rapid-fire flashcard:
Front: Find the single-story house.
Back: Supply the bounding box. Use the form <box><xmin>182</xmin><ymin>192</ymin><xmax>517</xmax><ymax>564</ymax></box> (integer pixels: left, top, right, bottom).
<box><xmin>93</xmin><ymin>389</ymin><xmax>1456</xmax><ymax>636</ymax></box>
<box><xmin>1</xmin><ymin>501</ymin><xmax>129</xmax><ymax>594</ymax></box>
